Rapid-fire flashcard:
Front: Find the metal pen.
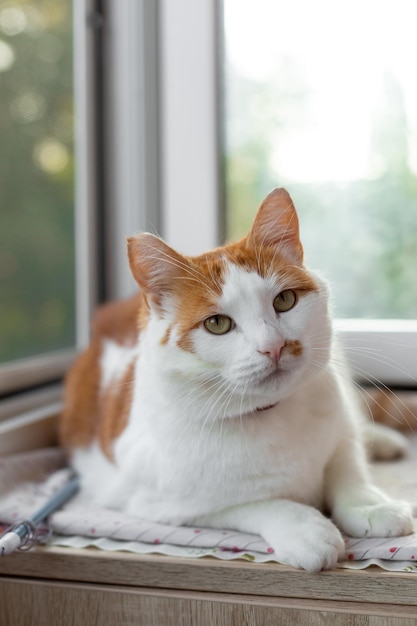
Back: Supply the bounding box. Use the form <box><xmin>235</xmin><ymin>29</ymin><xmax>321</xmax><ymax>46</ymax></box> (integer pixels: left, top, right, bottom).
<box><xmin>0</xmin><ymin>473</ymin><xmax>79</xmax><ymax>556</ymax></box>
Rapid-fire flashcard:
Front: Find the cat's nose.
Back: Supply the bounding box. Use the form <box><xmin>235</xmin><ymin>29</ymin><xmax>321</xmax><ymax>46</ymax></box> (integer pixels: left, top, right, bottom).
<box><xmin>258</xmin><ymin>342</ymin><xmax>285</xmax><ymax>365</ymax></box>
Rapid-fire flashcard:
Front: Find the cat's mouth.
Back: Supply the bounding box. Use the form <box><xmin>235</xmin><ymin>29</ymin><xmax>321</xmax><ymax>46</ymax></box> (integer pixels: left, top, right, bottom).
<box><xmin>251</xmin><ymin>359</ymin><xmax>301</xmax><ymax>397</ymax></box>
<box><xmin>258</xmin><ymin>364</ymin><xmax>288</xmax><ymax>386</ymax></box>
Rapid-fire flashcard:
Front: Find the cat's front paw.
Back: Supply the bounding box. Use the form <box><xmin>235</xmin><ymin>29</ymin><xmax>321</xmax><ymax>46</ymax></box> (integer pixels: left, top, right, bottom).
<box><xmin>338</xmin><ymin>501</ymin><xmax>414</xmax><ymax>538</ymax></box>
<box><xmin>270</xmin><ymin>515</ymin><xmax>345</xmax><ymax>572</ymax></box>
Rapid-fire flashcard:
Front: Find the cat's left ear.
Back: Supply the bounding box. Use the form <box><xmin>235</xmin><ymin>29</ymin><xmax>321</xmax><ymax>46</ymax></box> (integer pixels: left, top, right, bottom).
<box><xmin>247</xmin><ymin>188</ymin><xmax>303</xmax><ymax>264</ymax></box>
<box><xmin>127</xmin><ymin>233</ymin><xmax>190</xmax><ymax>310</ymax></box>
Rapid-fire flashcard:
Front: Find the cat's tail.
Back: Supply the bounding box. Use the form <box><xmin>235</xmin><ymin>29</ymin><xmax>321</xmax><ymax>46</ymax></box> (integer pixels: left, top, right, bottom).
<box><xmin>360</xmin><ymin>389</ymin><xmax>417</xmax><ymax>461</ymax></box>
<box><xmin>365</xmin><ymin>389</ymin><xmax>417</xmax><ymax>433</ymax></box>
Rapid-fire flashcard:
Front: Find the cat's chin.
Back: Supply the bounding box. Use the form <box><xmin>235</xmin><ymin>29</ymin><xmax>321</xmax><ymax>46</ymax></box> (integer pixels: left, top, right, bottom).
<box><xmin>239</xmin><ymin>361</ymin><xmax>312</xmax><ymax>412</ymax></box>
<box><xmin>259</xmin><ymin>365</ymin><xmax>289</xmax><ymax>386</ymax></box>
<box><xmin>221</xmin><ymin>371</ymin><xmax>295</xmax><ymax>419</ymax></box>
<box><xmin>256</xmin><ymin>361</ymin><xmax>303</xmax><ymax>394</ymax></box>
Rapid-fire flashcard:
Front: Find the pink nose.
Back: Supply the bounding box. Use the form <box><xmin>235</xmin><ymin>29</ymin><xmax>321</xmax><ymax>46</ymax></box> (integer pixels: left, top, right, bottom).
<box><xmin>258</xmin><ymin>343</ymin><xmax>284</xmax><ymax>365</ymax></box>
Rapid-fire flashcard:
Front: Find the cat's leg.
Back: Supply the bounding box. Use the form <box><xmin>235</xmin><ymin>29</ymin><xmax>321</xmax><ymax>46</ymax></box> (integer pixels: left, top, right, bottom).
<box><xmin>193</xmin><ymin>499</ymin><xmax>345</xmax><ymax>572</ymax></box>
<box><xmin>324</xmin><ymin>439</ymin><xmax>414</xmax><ymax>538</ymax></box>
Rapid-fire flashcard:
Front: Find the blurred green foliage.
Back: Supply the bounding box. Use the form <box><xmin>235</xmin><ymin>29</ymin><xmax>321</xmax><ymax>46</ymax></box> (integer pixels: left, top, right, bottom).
<box><xmin>225</xmin><ymin>68</ymin><xmax>417</xmax><ymax>319</ymax></box>
<box><xmin>0</xmin><ymin>0</ymin><xmax>75</xmax><ymax>362</ymax></box>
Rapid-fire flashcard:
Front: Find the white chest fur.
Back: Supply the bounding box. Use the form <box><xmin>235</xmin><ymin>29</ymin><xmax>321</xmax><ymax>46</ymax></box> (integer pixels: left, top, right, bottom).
<box><xmin>91</xmin><ymin>363</ymin><xmax>348</xmax><ymax>525</ymax></box>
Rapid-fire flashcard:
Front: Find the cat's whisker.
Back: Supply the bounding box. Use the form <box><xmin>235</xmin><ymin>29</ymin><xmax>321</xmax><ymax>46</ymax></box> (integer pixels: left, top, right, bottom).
<box><xmin>193</xmin><ymin>382</ymin><xmax>235</xmax><ymax>453</ymax></box>
<box><xmin>347</xmin><ymin>367</ymin><xmax>416</xmax><ymax>432</ymax></box>
<box><xmin>356</xmin><ymin>385</ymin><xmax>388</xmax><ymax>426</ymax></box>
<box><xmin>362</xmin><ymin>387</ymin><xmax>416</xmax><ymax>433</ymax></box>
<box><xmin>343</xmin><ymin>346</ymin><xmax>417</xmax><ymax>387</ymax></box>
<box><xmin>215</xmin><ymin>384</ymin><xmax>240</xmax><ymax>441</ymax></box>
<box><xmin>323</xmin><ymin>354</ymin><xmax>417</xmax><ymax>432</ymax></box>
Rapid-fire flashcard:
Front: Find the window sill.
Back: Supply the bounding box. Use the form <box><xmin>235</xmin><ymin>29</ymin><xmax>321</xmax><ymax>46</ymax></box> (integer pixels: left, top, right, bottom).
<box><xmin>0</xmin><ymin>547</ymin><xmax>417</xmax><ymax>624</ymax></box>
<box><xmin>0</xmin><ymin>386</ymin><xmax>61</xmax><ymax>456</ymax></box>
<box><xmin>0</xmin><ymin>349</ymin><xmax>76</xmax><ymax>396</ymax></box>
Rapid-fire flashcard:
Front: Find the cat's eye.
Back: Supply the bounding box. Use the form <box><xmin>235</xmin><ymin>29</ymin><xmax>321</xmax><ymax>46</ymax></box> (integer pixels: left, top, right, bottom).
<box><xmin>273</xmin><ymin>289</ymin><xmax>297</xmax><ymax>313</ymax></box>
<box><xmin>203</xmin><ymin>315</ymin><xmax>233</xmax><ymax>335</ymax></box>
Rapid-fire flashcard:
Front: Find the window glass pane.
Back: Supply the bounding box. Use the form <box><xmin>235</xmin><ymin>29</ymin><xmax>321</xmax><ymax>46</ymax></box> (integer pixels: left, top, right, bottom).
<box><xmin>224</xmin><ymin>0</ymin><xmax>417</xmax><ymax>319</ymax></box>
<box><xmin>0</xmin><ymin>0</ymin><xmax>75</xmax><ymax>362</ymax></box>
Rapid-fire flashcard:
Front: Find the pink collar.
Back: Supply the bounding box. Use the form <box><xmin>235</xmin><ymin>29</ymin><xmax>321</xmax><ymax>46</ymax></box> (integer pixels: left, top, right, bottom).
<box><xmin>255</xmin><ymin>402</ymin><xmax>279</xmax><ymax>413</ymax></box>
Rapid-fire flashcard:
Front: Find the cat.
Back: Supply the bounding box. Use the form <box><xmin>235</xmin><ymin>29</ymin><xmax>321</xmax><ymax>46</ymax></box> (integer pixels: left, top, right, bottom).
<box><xmin>60</xmin><ymin>188</ymin><xmax>414</xmax><ymax>571</ymax></box>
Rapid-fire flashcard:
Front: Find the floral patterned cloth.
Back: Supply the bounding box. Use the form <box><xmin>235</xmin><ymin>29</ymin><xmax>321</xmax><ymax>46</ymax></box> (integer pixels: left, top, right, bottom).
<box><xmin>1</xmin><ymin>443</ymin><xmax>416</xmax><ymax>570</ymax></box>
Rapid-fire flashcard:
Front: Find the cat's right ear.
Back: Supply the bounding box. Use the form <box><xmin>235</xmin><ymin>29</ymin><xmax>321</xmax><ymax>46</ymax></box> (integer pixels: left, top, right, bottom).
<box><xmin>247</xmin><ymin>188</ymin><xmax>303</xmax><ymax>264</ymax></box>
<box><xmin>127</xmin><ymin>233</ymin><xmax>189</xmax><ymax>309</ymax></box>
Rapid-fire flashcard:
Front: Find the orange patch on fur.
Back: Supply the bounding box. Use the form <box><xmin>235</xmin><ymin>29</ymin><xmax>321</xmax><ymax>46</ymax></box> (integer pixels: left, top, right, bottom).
<box><xmin>60</xmin><ymin>339</ymin><xmax>101</xmax><ymax>451</ymax></box>
<box><xmin>93</xmin><ymin>294</ymin><xmax>142</xmax><ymax>345</ymax></box>
<box><xmin>60</xmin><ymin>295</ymin><xmax>142</xmax><ymax>455</ymax></box>
<box><xmin>284</xmin><ymin>340</ymin><xmax>303</xmax><ymax>357</ymax></box>
<box><xmin>172</xmin><ymin>255</ymin><xmax>226</xmax><ymax>353</ymax></box>
<box><xmin>98</xmin><ymin>361</ymin><xmax>135</xmax><ymax>460</ymax></box>
<box><xmin>160</xmin><ymin>325</ymin><xmax>172</xmax><ymax>345</ymax></box>
<box><xmin>225</xmin><ymin>242</ymin><xmax>318</xmax><ymax>292</ymax></box>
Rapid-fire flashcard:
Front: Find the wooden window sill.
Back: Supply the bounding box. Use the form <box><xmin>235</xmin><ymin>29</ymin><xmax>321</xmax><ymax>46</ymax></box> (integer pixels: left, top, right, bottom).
<box><xmin>1</xmin><ymin>546</ymin><xmax>417</xmax><ymax>624</ymax></box>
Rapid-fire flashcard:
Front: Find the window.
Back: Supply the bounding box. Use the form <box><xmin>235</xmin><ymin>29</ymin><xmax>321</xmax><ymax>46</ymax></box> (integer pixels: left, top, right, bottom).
<box><xmin>224</xmin><ymin>0</ymin><xmax>417</xmax><ymax>322</ymax></box>
<box><xmin>0</xmin><ymin>0</ymin><xmax>101</xmax><ymax>449</ymax></box>
<box><xmin>0</xmin><ymin>0</ymin><xmax>78</xmax><ymax>395</ymax></box>
<box><xmin>2</xmin><ymin>0</ymin><xmax>416</xmax><ymax>455</ymax></box>
<box><xmin>222</xmin><ymin>0</ymin><xmax>417</xmax><ymax>385</ymax></box>
<box><xmin>0</xmin><ymin>0</ymin><xmax>161</xmax><ymax>452</ymax></box>
<box><xmin>160</xmin><ymin>0</ymin><xmax>417</xmax><ymax>386</ymax></box>
<box><xmin>0</xmin><ymin>0</ymin><xmax>106</xmax><ymax>400</ymax></box>
<box><xmin>159</xmin><ymin>0</ymin><xmax>222</xmax><ymax>256</ymax></box>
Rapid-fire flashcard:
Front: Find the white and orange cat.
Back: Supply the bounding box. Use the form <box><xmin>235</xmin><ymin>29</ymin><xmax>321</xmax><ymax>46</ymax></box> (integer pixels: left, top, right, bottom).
<box><xmin>60</xmin><ymin>188</ymin><xmax>414</xmax><ymax>571</ymax></box>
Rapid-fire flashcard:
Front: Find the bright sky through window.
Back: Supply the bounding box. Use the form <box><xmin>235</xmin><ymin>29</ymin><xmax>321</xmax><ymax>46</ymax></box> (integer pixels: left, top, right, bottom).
<box><xmin>225</xmin><ymin>0</ymin><xmax>417</xmax><ymax>183</ymax></box>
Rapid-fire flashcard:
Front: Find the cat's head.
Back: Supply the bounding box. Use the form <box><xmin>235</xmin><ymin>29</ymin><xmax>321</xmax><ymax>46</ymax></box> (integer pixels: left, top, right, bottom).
<box><xmin>127</xmin><ymin>189</ymin><xmax>332</xmax><ymax>417</ymax></box>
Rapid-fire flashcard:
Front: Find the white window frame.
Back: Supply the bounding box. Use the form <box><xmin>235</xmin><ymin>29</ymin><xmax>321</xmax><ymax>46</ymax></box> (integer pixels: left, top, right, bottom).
<box><xmin>159</xmin><ymin>0</ymin><xmax>417</xmax><ymax>386</ymax></box>
<box><xmin>104</xmin><ymin>0</ymin><xmax>161</xmax><ymax>300</ymax></box>
<box><xmin>159</xmin><ymin>0</ymin><xmax>223</xmax><ymax>255</ymax></box>
<box><xmin>0</xmin><ymin>0</ymin><xmax>161</xmax><ymax>389</ymax></box>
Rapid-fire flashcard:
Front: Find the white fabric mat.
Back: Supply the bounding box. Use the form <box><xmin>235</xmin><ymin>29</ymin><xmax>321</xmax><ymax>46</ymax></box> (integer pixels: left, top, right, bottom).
<box><xmin>1</xmin><ymin>443</ymin><xmax>416</xmax><ymax>571</ymax></box>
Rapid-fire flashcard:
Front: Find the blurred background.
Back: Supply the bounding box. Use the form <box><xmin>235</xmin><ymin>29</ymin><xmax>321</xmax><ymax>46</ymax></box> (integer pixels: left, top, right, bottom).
<box><xmin>224</xmin><ymin>0</ymin><xmax>417</xmax><ymax>320</ymax></box>
<box><xmin>1</xmin><ymin>0</ymin><xmax>416</xmax><ymax>372</ymax></box>
<box><xmin>0</xmin><ymin>0</ymin><xmax>74</xmax><ymax>362</ymax></box>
